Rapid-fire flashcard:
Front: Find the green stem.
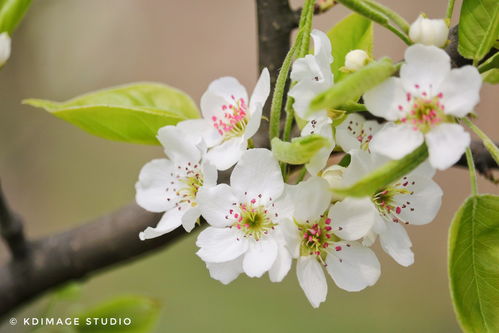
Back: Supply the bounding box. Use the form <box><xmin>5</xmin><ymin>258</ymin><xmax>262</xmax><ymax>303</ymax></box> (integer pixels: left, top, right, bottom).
<box><xmin>386</xmin><ymin>23</ymin><xmax>412</xmax><ymax>45</ymax></box>
<box><xmin>283</xmin><ymin>95</ymin><xmax>296</xmax><ymax>142</ymax></box>
<box><xmin>462</xmin><ymin>117</ymin><xmax>499</xmax><ymax>166</ymax></box>
<box><xmin>445</xmin><ymin>0</ymin><xmax>456</xmax><ymax>21</ymax></box>
<box><xmin>465</xmin><ymin>147</ymin><xmax>478</xmax><ymax>195</ymax></box>
<box><xmin>363</xmin><ymin>0</ymin><xmax>410</xmax><ymax>33</ymax></box>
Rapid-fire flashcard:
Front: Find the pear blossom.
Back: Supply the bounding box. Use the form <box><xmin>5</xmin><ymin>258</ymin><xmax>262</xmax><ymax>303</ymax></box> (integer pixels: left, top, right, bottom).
<box><xmin>0</xmin><ymin>32</ymin><xmax>11</xmax><ymax>66</ymax></box>
<box><xmin>289</xmin><ymin>29</ymin><xmax>333</xmax><ymax>120</ymax></box>
<box><xmin>196</xmin><ymin>68</ymin><xmax>270</xmax><ymax>171</ymax></box>
<box><xmin>283</xmin><ymin>177</ymin><xmax>381</xmax><ymax>308</ymax></box>
<box><xmin>136</xmin><ymin>124</ymin><xmax>217</xmax><ymax>240</ymax></box>
<box><xmin>300</xmin><ymin>115</ymin><xmax>335</xmax><ymax>175</ymax></box>
<box><xmin>196</xmin><ymin>149</ymin><xmax>292</xmax><ymax>283</ymax></box>
<box><xmin>364</xmin><ymin>44</ymin><xmax>482</xmax><ymax>170</ymax></box>
<box><xmin>329</xmin><ymin>150</ymin><xmax>443</xmax><ymax>266</ymax></box>
<box><xmin>335</xmin><ymin>113</ymin><xmax>381</xmax><ymax>152</ymax></box>
<box><xmin>344</xmin><ymin>49</ymin><xmax>370</xmax><ymax>71</ymax></box>
<box><xmin>409</xmin><ymin>15</ymin><xmax>449</xmax><ymax>48</ymax></box>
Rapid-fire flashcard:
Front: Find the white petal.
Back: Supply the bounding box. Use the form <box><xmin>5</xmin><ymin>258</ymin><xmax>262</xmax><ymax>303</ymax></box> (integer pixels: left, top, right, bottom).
<box><xmin>379</xmin><ymin>222</ymin><xmax>414</xmax><ymax>267</ymax></box>
<box><xmin>288</xmin><ymin>177</ymin><xmax>332</xmax><ymax>222</ymax></box>
<box><xmin>425</xmin><ymin>123</ymin><xmax>470</xmax><ymax>170</ymax></box>
<box><xmin>157</xmin><ymin>126</ymin><xmax>201</xmax><ymax>163</ymax></box>
<box><xmin>301</xmin><ymin>116</ymin><xmax>335</xmax><ymax>175</ymax></box>
<box><xmin>139</xmin><ymin>208</ymin><xmax>183</xmax><ymax>240</ymax></box>
<box><xmin>363</xmin><ymin>77</ymin><xmax>407</xmax><ymax>121</ymax></box>
<box><xmin>0</xmin><ymin>32</ymin><xmax>11</xmax><ymax>66</ymax></box>
<box><xmin>201</xmin><ymin>162</ymin><xmax>218</xmax><ymax>187</ymax></box>
<box><xmin>296</xmin><ymin>256</ymin><xmax>328</xmax><ymax>308</ymax></box>
<box><xmin>328</xmin><ymin>198</ymin><xmax>377</xmax><ymax>240</ymax></box>
<box><xmin>311</xmin><ymin>29</ymin><xmax>333</xmax><ymax>68</ymax></box>
<box><xmin>339</xmin><ymin>149</ymin><xmax>375</xmax><ymax>187</ymax></box>
<box><xmin>269</xmin><ymin>243</ymin><xmax>292</xmax><ymax>282</ymax></box>
<box><xmin>249</xmin><ymin>68</ymin><xmax>271</xmax><ymax>114</ymax></box>
<box><xmin>135</xmin><ymin>159</ymin><xmax>176</xmax><ymax>212</ymax></box>
<box><xmin>197</xmin><ymin>184</ymin><xmax>239</xmax><ymax>227</ymax></box>
<box><xmin>206</xmin><ymin>256</ymin><xmax>244</xmax><ymax>285</ymax></box>
<box><xmin>335</xmin><ymin>113</ymin><xmax>381</xmax><ymax>152</ymax></box>
<box><xmin>181</xmin><ymin>206</ymin><xmax>201</xmax><ymax>232</ymax></box>
<box><xmin>326</xmin><ymin>241</ymin><xmax>381</xmax><ymax>292</ymax></box>
<box><xmin>230</xmin><ymin>148</ymin><xmax>284</xmax><ymax>200</ymax></box>
<box><xmin>400</xmin><ymin>44</ymin><xmax>451</xmax><ymax>98</ymax></box>
<box><xmin>243</xmin><ymin>238</ymin><xmax>278</xmax><ymax>278</ymax></box>
<box><xmin>244</xmin><ymin>103</ymin><xmax>263</xmax><ymax>140</ymax></box>
<box><xmin>177</xmin><ymin>119</ymin><xmax>222</xmax><ymax>148</ymax></box>
<box><xmin>439</xmin><ymin>66</ymin><xmax>482</xmax><ymax>118</ymax></box>
<box><xmin>196</xmin><ymin>227</ymin><xmax>249</xmax><ymax>263</ymax></box>
<box><xmin>371</xmin><ymin>123</ymin><xmax>424</xmax><ymax>160</ymax></box>
<box><xmin>200</xmin><ymin>77</ymin><xmax>248</xmax><ymax>121</ymax></box>
<box><xmin>205</xmin><ymin>137</ymin><xmax>247</xmax><ymax>171</ymax></box>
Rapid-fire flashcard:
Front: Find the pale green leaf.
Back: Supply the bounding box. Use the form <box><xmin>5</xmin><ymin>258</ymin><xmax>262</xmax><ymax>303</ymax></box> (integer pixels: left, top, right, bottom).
<box><xmin>482</xmin><ymin>68</ymin><xmax>499</xmax><ymax>84</ymax></box>
<box><xmin>24</xmin><ymin>82</ymin><xmax>200</xmax><ymax>145</ymax></box>
<box><xmin>458</xmin><ymin>0</ymin><xmax>499</xmax><ymax>61</ymax></box>
<box><xmin>271</xmin><ymin>135</ymin><xmax>329</xmax><ymax>165</ymax></box>
<box><xmin>449</xmin><ymin>194</ymin><xmax>499</xmax><ymax>333</ymax></box>
<box><xmin>75</xmin><ymin>296</ymin><xmax>161</xmax><ymax>333</ymax></box>
<box><xmin>309</xmin><ymin>57</ymin><xmax>396</xmax><ymax>114</ymax></box>
<box><xmin>0</xmin><ymin>0</ymin><xmax>31</xmax><ymax>34</ymax></box>
<box><xmin>332</xmin><ymin>144</ymin><xmax>428</xmax><ymax>197</ymax></box>
<box><xmin>327</xmin><ymin>13</ymin><xmax>373</xmax><ymax>81</ymax></box>
<box><xmin>477</xmin><ymin>52</ymin><xmax>499</xmax><ymax>73</ymax></box>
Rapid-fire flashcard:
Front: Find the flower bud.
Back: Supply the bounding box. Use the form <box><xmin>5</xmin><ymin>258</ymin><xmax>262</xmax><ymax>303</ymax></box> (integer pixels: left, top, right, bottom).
<box><xmin>321</xmin><ymin>165</ymin><xmax>345</xmax><ymax>201</ymax></box>
<box><xmin>409</xmin><ymin>15</ymin><xmax>449</xmax><ymax>48</ymax></box>
<box><xmin>344</xmin><ymin>49</ymin><xmax>369</xmax><ymax>72</ymax></box>
<box><xmin>0</xmin><ymin>32</ymin><xmax>11</xmax><ymax>67</ymax></box>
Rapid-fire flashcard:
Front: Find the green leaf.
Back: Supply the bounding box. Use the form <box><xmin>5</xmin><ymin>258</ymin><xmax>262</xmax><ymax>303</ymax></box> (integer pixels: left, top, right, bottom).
<box><xmin>271</xmin><ymin>134</ymin><xmax>329</xmax><ymax>165</ymax></box>
<box><xmin>458</xmin><ymin>0</ymin><xmax>499</xmax><ymax>62</ymax></box>
<box><xmin>449</xmin><ymin>194</ymin><xmax>499</xmax><ymax>333</ymax></box>
<box><xmin>478</xmin><ymin>52</ymin><xmax>499</xmax><ymax>73</ymax></box>
<box><xmin>309</xmin><ymin>57</ymin><xmax>396</xmax><ymax>114</ymax></box>
<box><xmin>0</xmin><ymin>0</ymin><xmax>32</xmax><ymax>34</ymax></box>
<box><xmin>75</xmin><ymin>296</ymin><xmax>161</xmax><ymax>333</ymax></box>
<box><xmin>332</xmin><ymin>144</ymin><xmax>429</xmax><ymax>197</ymax></box>
<box><xmin>327</xmin><ymin>13</ymin><xmax>373</xmax><ymax>81</ymax></box>
<box><xmin>482</xmin><ymin>68</ymin><xmax>499</xmax><ymax>84</ymax></box>
<box><xmin>24</xmin><ymin>82</ymin><xmax>200</xmax><ymax>145</ymax></box>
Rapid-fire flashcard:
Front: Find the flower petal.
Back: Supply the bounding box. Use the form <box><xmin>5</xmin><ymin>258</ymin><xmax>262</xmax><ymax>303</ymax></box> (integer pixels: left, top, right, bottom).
<box><xmin>335</xmin><ymin>113</ymin><xmax>381</xmax><ymax>152</ymax></box>
<box><xmin>205</xmin><ymin>136</ymin><xmax>247</xmax><ymax>171</ymax></box>
<box><xmin>326</xmin><ymin>241</ymin><xmax>381</xmax><ymax>292</ymax></box>
<box><xmin>181</xmin><ymin>206</ymin><xmax>201</xmax><ymax>232</ymax></box>
<box><xmin>196</xmin><ymin>227</ymin><xmax>249</xmax><ymax>263</ymax></box>
<box><xmin>177</xmin><ymin>119</ymin><xmax>222</xmax><ymax>148</ymax></box>
<box><xmin>269</xmin><ymin>243</ymin><xmax>292</xmax><ymax>282</ymax></box>
<box><xmin>301</xmin><ymin>116</ymin><xmax>335</xmax><ymax>175</ymax></box>
<box><xmin>139</xmin><ymin>207</ymin><xmax>183</xmax><ymax>240</ymax></box>
<box><xmin>205</xmin><ymin>256</ymin><xmax>244</xmax><ymax>285</ymax></box>
<box><xmin>135</xmin><ymin>159</ymin><xmax>176</xmax><ymax>212</ymax></box>
<box><xmin>288</xmin><ymin>177</ymin><xmax>332</xmax><ymax>222</ymax></box>
<box><xmin>363</xmin><ymin>77</ymin><xmax>407</xmax><ymax>121</ymax></box>
<box><xmin>379</xmin><ymin>222</ymin><xmax>414</xmax><ymax>267</ymax></box>
<box><xmin>439</xmin><ymin>66</ymin><xmax>482</xmax><ymax>118</ymax></box>
<box><xmin>242</xmin><ymin>238</ymin><xmax>278</xmax><ymax>277</ymax></box>
<box><xmin>201</xmin><ymin>161</ymin><xmax>218</xmax><ymax>188</ymax></box>
<box><xmin>328</xmin><ymin>197</ymin><xmax>377</xmax><ymax>240</ymax></box>
<box><xmin>425</xmin><ymin>123</ymin><xmax>470</xmax><ymax>170</ymax></box>
<box><xmin>371</xmin><ymin>123</ymin><xmax>424</xmax><ymax>160</ymax></box>
<box><xmin>249</xmin><ymin>68</ymin><xmax>271</xmax><ymax>115</ymax></box>
<box><xmin>296</xmin><ymin>256</ymin><xmax>328</xmax><ymax>308</ymax></box>
<box><xmin>200</xmin><ymin>77</ymin><xmax>248</xmax><ymax>121</ymax></box>
<box><xmin>197</xmin><ymin>184</ymin><xmax>239</xmax><ymax>227</ymax></box>
<box><xmin>230</xmin><ymin>148</ymin><xmax>284</xmax><ymax>200</ymax></box>
<box><xmin>311</xmin><ymin>29</ymin><xmax>333</xmax><ymax>69</ymax></box>
<box><xmin>157</xmin><ymin>126</ymin><xmax>201</xmax><ymax>163</ymax></box>
<box><xmin>400</xmin><ymin>44</ymin><xmax>451</xmax><ymax>98</ymax></box>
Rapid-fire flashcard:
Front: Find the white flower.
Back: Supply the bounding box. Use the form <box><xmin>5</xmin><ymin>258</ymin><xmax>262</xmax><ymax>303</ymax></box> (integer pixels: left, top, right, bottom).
<box><xmin>197</xmin><ymin>68</ymin><xmax>270</xmax><ymax>171</ymax></box>
<box><xmin>289</xmin><ymin>29</ymin><xmax>334</xmax><ymax>120</ymax></box>
<box><xmin>321</xmin><ymin>164</ymin><xmax>346</xmax><ymax>202</ymax></box>
<box><xmin>364</xmin><ymin>44</ymin><xmax>482</xmax><ymax>170</ymax></box>
<box><xmin>344</xmin><ymin>49</ymin><xmax>370</xmax><ymax>71</ymax></box>
<box><xmin>409</xmin><ymin>15</ymin><xmax>449</xmax><ymax>48</ymax></box>
<box><xmin>335</xmin><ymin>113</ymin><xmax>381</xmax><ymax>152</ymax></box>
<box><xmin>0</xmin><ymin>32</ymin><xmax>11</xmax><ymax>66</ymax></box>
<box><xmin>301</xmin><ymin>115</ymin><xmax>335</xmax><ymax>175</ymax></box>
<box><xmin>284</xmin><ymin>177</ymin><xmax>381</xmax><ymax>308</ymax></box>
<box><xmin>196</xmin><ymin>149</ymin><xmax>292</xmax><ymax>283</ymax></box>
<box><xmin>329</xmin><ymin>150</ymin><xmax>443</xmax><ymax>266</ymax></box>
<box><xmin>136</xmin><ymin>123</ymin><xmax>217</xmax><ymax>240</ymax></box>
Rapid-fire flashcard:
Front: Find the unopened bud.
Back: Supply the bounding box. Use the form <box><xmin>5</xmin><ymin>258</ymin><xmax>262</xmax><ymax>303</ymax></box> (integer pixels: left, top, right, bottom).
<box><xmin>409</xmin><ymin>15</ymin><xmax>449</xmax><ymax>48</ymax></box>
<box><xmin>0</xmin><ymin>32</ymin><xmax>11</xmax><ymax>67</ymax></box>
<box><xmin>321</xmin><ymin>165</ymin><xmax>345</xmax><ymax>201</ymax></box>
<box><xmin>344</xmin><ymin>49</ymin><xmax>369</xmax><ymax>72</ymax></box>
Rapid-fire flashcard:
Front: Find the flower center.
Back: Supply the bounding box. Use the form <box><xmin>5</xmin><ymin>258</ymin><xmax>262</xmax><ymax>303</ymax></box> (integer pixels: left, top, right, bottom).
<box><xmin>297</xmin><ymin>215</ymin><xmax>340</xmax><ymax>264</ymax></box>
<box><xmin>211</xmin><ymin>95</ymin><xmax>248</xmax><ymax>140</ymax></box>
<box><xmin>343</xmin><ymin>118</ymin><xmax>375</xmax><ymax>151</ymax></box>
<box><xmin>398</xmin><ymin>92</ymin><xmax>450</xmax><ymax>133</ymax></box>
<box><xmin>372</xmin><ymin>176</ymin><xmax>416</xmax><ymax>224</ymax></box>
<box><xmin>231</xmin><ymin>203</ymin><xmax>276</xmax><ymax>240</ymax></box>
<box><xmin>165</xmin><ymin>162</ymin><xmax>203</xmax><ymax>210</ymax></box>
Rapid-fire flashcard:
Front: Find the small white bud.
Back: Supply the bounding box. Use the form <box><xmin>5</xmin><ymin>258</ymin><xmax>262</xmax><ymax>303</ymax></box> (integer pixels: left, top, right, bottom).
<box><xmin>321</xmin><ymin>165</ymin><xmax>345</xmax><ymax>201</ymax></box>
<box><xmin>0</xmin><ymin>32</ymin><xmax>11</xmax><ymax>67</ymax></box>
<box><xmin>409</xmin><ymin>15</ymin><xmax>449</xmax><ymax>48</ymax></box>
<box><xmin>344</xmin><ymin>49</ymin><xmax>369</xmax><ymax>72</ymax></box>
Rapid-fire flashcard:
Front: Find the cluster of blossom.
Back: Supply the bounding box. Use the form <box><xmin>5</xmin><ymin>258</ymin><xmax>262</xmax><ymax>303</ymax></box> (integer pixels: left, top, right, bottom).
<box><xmin>135</xmin><ymin>25</ymin><xmax>482</xmax><ymax>307</ymax></box>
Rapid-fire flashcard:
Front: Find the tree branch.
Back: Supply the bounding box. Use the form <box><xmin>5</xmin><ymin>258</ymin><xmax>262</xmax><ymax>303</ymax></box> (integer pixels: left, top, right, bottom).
<box><xmin>0</xmin><ymin>182</ymin><xmax>27</xmax><ymax>259</ymax></box>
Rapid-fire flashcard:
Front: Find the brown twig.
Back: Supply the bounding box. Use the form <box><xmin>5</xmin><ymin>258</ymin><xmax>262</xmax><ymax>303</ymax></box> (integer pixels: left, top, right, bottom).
<box><xmin>0</xmin><ymin>182</ymin><xmax>27</xmax><ymax>259</ymax></box>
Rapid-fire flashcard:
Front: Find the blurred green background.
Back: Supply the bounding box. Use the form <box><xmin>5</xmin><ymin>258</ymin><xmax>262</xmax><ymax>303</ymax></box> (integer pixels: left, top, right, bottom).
<box><xmin>0</xmin><ymin>0</ymin><xmax>497</xmax><ymax>332</ymax></box>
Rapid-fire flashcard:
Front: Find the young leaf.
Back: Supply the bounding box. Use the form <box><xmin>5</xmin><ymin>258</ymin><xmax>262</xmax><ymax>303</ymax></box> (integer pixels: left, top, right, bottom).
<box><xmin>332</xmin><ymin>144</ymin><xmax>428</xmax><ymax>197</ymax></box>
<box><xmin>309</xmin><ymin>57</ymin><xmax>396</xmax><ymax>114</ymax></box>
<box><xmin>24</xmin><ymin>82</ymin><xmax>200</xmax><ymax>145</ymax></box>
<box><xmin>449</xmin><ymin>194</ymin><xmax>499</xmax><ymax>333</ymax></box>
<box><xmin>0</xmin><ymin>0</ymin><xmax>32</xmax><ymax>34</ymax></box>
<box><xmin>458</xmin><ymin>0</ymin><xmax>499</xmax><ymax>62</ymax></box>
<box><xmin>76</xmin><ymin>296</ymin><xmax>161</xmax><ymax>333</ymax></box>
<box><xmin>482</xmin><ymin>68</ymin><xmax>499</xmax><ymax>84</ymax></box>
<box><xmin>477</xmin><ymin>52</ymin><xmax>499</xmax><ymax>73</ymax></box>
<box><xmin>271</xmin><ymin>135</ymin><xmax>329</xmax><ymax>165</ymax></box>
<box><xmin>327</xmin><ymin>13</ymin><xmax>373</xmax><ymax>81</ymax></box>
